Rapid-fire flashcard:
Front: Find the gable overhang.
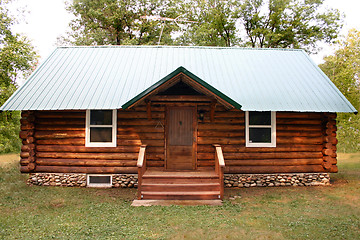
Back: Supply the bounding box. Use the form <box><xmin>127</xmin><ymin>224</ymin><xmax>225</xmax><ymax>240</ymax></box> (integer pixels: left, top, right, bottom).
<box><xmin>122</xmin><ymin>66</ymin><xmax>242</xmax><ymax>110</ymax></box>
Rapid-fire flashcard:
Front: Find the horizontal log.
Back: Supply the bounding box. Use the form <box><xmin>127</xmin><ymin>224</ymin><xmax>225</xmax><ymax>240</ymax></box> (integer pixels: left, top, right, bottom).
<box><xmin>323</xmin><ymin>156</ymin><xmax>337</xmax><ymax>164</ymax></box>
<box><xmin>225</xmin><ymin>158</ymin><xmax>323</xmax><ymax>166</ymax></box>
<box><xmin>20</xmin><ymin>166</ymin><xmax>30</xmax><ymax>173</ymax></box>
<box><xmin>36</xmin><ymin>158</ymin><xmax>137</xmax><ymax>167</ymax></box>
<box><xmin>36</xmin><ymin>145</ymin><xmax>140</xmax><ymax>153</ymax></box>
<box><xmin>223</xmin><ymin>152</ymin><xmax>322</xmax><ymax>160</ymax></box>
<box><xmin>330</xmin><ymin>165</ymin><xmax>338</xmax><ymax>173</ymax></box>
<box><xmin>36</xmin><ymin>119</ymin><xmax>85</xmax><ymax>125</ymax></box>
<box><xmin>20</xmin><ymin>151</ymin><xmax>29</xmax><ymax>158</ymax></box>
<box><xmin>117</xmin><ymin>132</ymin><xmax>164</xmax><ymax>140</ymax></box>
<box><xmin>324</xmin><ymin>112</ymin><xmax>337</xmax><ymax>119</ymax></box>
<box><xmin>325</xmin><ymin>127</ymin><xmax>337</xmax><ymax>136</ymax></box>
<box><xmin>197</xmin><ymin>137</ymin><xmax>244</xmax><ymax>145</ymax></box>
<box><xmin>34</xmin><ymin>166</ymin><xmax>137</xmax><ymax>174</ymax></box>
<box><xmin>117</xmin><ymin>119</ymin><xmax>163</xmax><ymax>126</ymax></box>
<box><xmin>146</xmin><ymin>160</ymin><xmax>164</xmax><ymax>167</ymax></box>
<box><xmin>35</xmin><ymin>111</ymin><xmax>85</xmax><ymax>119</ymax></box>
<box><xmin>36</xmin><ymin>152</ymin><xmax>138</xmax><ymax>160</ymax></box>
<box><xmin>277</xmin><ymin>119</ymin><xmax>323</xmax><ymax>125</ymax></box>
<box><xmin>118</xmin><ymin>126</ymin><xmax>164</xmax><ymax>133</ymax></box>
<box><xmin>277</xmin><ymin>131</ymin><xmax>322</xmax><ymax>137</ymax></box>
<box><xmin>21</xmin><ymin>123</ymin><xmax>35</xmax><ymax>130</ymax></box>
<box><xmin>198</xmin><ymin>123</ymin><xmax>244</xmax><ymax>130</ymax></box>
<box><xmin>36</xmin><ymin>124</ymin><xmax>85</xmax><ymax>131</ymax></box>
<box><xmin>276</xmin><ymin>112</ymin><xmax>323</xmax><ymax>119</ymax></box>
<box><xmin>322</xmin><ymin>161</ymin><xmax>332</xmax><ymax>170</ymax></box>
<box><xmin>20</xmin><ymin>119</ymin><xmax>33</xmax><ymax>126</ymax></box>
<box><xmin>117</xmin><ymin>111</ymin><xmax>164</xmax><ymax>119</ymax></box>
<box><xmin>36</xmin><ymin>138</ymin><xmax>85</xmax><ymax>145</ymax></box>
<box><xmin>21</xmin><ymin>144</ymin><xmax>36</xmax><ymax>152</ymax></box>
<box><xmin>34</xmin><ymin>131</ymin><xmax>85</xmax><ymax>139</ymax></box>
<box><xmin>202</xmin><ymin>117</ymin><xmax>245</xmax><ymax>124</ymax></box>
<box><xmin>212</xmin><ymin>111</ymin><xmax>244</xmax><ymax>118</ymax></box>
<box><xmin>27</xmin><ymin>163</ymin><xmax>36</xmax><ymax>171</ymax></box>
<box><xmin>22</xmin><ymin>137</ymin><xmax>35</xmax><ymax>145</ymax></box>
<box><xmin>21</xmin><ymin>111</ymin><xmax>32</xmax><ymax>118</ymax></box>
<box><xmin>277</xmin><ymin>125</ymin><xmax>322</xmax><ymax>131</ymax></box>
<box><xmin>322</xmin><ymin>148</ymin><xmax>334</xmax><ymax>156</ymax></box>
<box><xmin>197</xmin><ymin>131</ymin><xmax>244</xmax><ymax>138</ymax></box>
<box><xmin>131</xmin><ymin>106</ymin><xmax>165</xmax><ymax>112</ymax></box>
<box><xmin>324</xmin><ymin>136</ymin><xmax>338</xmax><ymax>145</ymax></box>
<box><xmin>277</xmin><ymin>137</ymin><xmax>323</xmax><ymax>145</ymax></box>
<box><xmin>325</xmin><ymin>120</ymin><xmax>336</xmax><ymax>128</ymax></box>
<box><xmin>19</xmin><ymin>130</ymin><xmax>34</xmax><ymax>139</ymax></box>
<box><xmin>197</xmin><ymin>144</ymin><xmax>323</xmax><ymax>153</ymax></box>
<box><xmin>225</xmin><ymin>165</ymin><xmax>327</xmax><ymax>174</ymax></box>
<box><xmin>20</xmin><ymin>158</ymin><xmax>29</xmax><ymax>166</ymax></box>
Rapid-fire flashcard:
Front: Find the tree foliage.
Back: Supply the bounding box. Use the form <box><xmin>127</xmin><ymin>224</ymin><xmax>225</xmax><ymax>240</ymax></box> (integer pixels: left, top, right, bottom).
<box><xmin>175</xmin><ymin>0</ymin><xmax>239</xmax><ymax>47</ymax></box>
<box><xmin>320</xmin><ymin>29</ymin><xmax>360</xmax><ymax>152</ymax></box>
<box><xmin>60</xmin><ymin>0</ymin><xmax>180</xmax><ymax>45</ymax></box>
<box><xmin>62</xmin><ymin>0</ymin><xmax>343</xmax><ymax>53</ymax></box>
<box><xmin>237</xmin><ymin>0</ymin><xmax>342</xmax><ymax>53</ymax></box>
<box><xmin>0</xmin><ymin>1</ymin><xmax>37</xmax><ymax>153</ymax></box>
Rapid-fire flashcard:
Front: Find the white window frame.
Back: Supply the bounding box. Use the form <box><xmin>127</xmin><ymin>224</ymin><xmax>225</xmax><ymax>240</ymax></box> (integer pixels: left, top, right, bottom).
<box><xmin>245</xmin><ymin>111</ymin><xmax>276</xmax><ymax>147</ymax></box>
<box><xmin>85</xmin><ymin>109</ymin><xmax>117</xmax><ymax>147</ymax></box>
<box><xmin>87</xmin><ymin>174</ymin><xmax>113</xmax><ymax>188</ymax></box>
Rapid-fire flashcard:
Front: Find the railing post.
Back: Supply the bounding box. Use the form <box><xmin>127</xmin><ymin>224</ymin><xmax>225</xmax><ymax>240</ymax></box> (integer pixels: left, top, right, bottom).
<box><xmin>137</xmin><ymin>144</ymin><xmax>147</xmax><ymax>200</ymax></box>
<box><xmin>213</xmin><ymin>144</ymin><xmax>225</xmax><ymax>199</ymax></box>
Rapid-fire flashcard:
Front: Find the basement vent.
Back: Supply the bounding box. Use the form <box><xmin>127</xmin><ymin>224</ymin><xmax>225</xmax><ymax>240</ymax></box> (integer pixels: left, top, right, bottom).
<box><xmin>87</xmin><ymin>175</ymin><xmax>112</xmax><ymax>188</ymax></box>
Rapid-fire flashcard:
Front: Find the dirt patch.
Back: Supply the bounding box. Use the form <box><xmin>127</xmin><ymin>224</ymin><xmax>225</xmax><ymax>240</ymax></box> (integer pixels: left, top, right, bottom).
<box><xmin>0</xmin><ymin>153</ymin><xmax>19</xmax><ymax>167</ymax></box>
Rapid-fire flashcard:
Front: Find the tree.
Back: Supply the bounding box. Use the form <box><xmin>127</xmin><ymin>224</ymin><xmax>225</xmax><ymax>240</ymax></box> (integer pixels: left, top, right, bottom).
<box><xmin>60</xmin><ymin>0</ymin><xmax>181</xmax><ymax>46</ymax></box>
<box><xmin>237</xmin><ymin>0</ymin><xmax>342</xmax><ymax>53</ymax></box>
<box><xmin>0</xmin><ymin>1</ymin><xmax>37</xmax><ymax>153</ymax></box>
<box><xmin>320</xmin><ymin>29</ymin><xmax>360</xmax><ymax>152</ymax></box>
<box><xmin>175</xmin><ymin>0</ymin><xmax>239</xmax><ymax>47</ymax></box>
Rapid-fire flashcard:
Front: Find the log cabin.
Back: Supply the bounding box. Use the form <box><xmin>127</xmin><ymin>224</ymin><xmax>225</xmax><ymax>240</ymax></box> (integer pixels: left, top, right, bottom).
<box><xmin>0</xmin><ymin>46</ymin><xmax>357</xmax><ymax>200</ymax></box>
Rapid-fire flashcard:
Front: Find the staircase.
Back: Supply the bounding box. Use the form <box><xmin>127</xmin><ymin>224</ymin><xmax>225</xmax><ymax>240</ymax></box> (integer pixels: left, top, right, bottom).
<box><xmin>139</xmin><ymin>169</ymin><xmax>221</xmax><ymax>200</ymax></box>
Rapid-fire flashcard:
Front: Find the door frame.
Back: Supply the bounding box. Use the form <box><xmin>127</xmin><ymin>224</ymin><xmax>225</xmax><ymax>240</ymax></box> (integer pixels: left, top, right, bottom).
<box><xmin>165</xmin><ymin>106</ymin><xmax>197</xmax><ymax>170</ymax></box>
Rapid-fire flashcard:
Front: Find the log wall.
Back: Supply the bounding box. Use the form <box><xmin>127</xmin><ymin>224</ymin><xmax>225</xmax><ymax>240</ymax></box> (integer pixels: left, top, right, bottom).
<box><xmin>20</xmin><ymin>105</ymin><xmax>166</xmax><ymax>174</ymax></box>
<box><xmin>19</xmin><ymin>104</ymin><xmax>337</xmax><ymax>174</ymax></box>
<box><xmin>196</xmin><ymin>104</ymin><xmax>337</xmax><ymax>174</ymax></box>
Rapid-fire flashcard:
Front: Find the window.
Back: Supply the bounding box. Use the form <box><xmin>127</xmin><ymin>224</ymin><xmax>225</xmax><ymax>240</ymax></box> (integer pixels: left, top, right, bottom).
<box><xmin>246</xmin><ymin>111</ymin><xmax>276</xmax><ymax>147</ymax></box>
<box><xmin>86</xmin><ymin>110</ymin><xmax>117</xmax><ymax>147</ymax></box>
<box><xmin>87</xmin><ymin>174</ymin><xmax>112</xmax><ymax>188</ymax></box>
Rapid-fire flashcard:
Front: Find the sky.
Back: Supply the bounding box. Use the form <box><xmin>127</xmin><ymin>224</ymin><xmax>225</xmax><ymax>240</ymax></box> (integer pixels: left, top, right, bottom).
<box><xmin>6</xmin><ymin>0</ymin><xmax>360</xmax><ymax>66</ymax></box>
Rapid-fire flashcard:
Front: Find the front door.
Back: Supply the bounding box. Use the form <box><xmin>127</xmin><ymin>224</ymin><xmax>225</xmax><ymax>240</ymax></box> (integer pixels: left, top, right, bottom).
<box><xmin>166</xmin><ymin>107</ymin><xmax>196</xmax><ymax>170</ymax></box>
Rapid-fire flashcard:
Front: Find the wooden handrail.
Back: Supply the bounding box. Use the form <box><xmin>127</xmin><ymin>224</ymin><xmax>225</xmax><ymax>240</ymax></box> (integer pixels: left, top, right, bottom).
<box><xmin>137</xmin><ymin>144</ymin><xmax>147</xmax><ymax>200</ymax></box>
<box><xmin>137</xmin><ymin>145</ymin><xmax>147</xmax><ymax>168</ymax></box>
<box><xmin>213</xmin><ymin>144</ymin><xmax>225</xmax><ymax>199</ymax></box>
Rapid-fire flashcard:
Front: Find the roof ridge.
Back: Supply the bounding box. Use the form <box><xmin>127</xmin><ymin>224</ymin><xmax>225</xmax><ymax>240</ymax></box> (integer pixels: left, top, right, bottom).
<box><xmin>56</xmin><ymin>45</ymin><xmax>303</xmax><ymax>51</ymax></box>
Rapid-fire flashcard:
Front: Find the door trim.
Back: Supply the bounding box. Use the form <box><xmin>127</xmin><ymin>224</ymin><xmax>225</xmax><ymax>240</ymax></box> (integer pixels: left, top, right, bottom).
<box><xmin>165</xmin><ymin>106</ymin><xmax>197</xmax><ymax>170</ymax></box>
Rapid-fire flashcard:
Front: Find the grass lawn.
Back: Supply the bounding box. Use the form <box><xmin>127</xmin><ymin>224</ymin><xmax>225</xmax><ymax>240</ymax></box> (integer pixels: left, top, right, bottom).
<box><xmin>0</xmin><ymin>153</ymin><xmax>359</xmax><ymax>239</ymax></box>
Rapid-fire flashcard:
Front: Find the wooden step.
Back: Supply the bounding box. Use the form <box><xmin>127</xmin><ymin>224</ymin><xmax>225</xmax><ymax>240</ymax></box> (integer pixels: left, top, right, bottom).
<box><xmin>141</xmin><ymin>191</ymin><xmax>221</xmax><ymax>200</ymax></box>
<box><xmin>141</xmin><ymin>182</ymin><xmax>220</xmax><ymax>192</ymax></box>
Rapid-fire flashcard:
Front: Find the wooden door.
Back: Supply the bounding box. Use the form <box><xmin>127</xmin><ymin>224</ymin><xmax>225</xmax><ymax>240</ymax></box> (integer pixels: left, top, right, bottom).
<box><xmin>166</xmin><ymin>107</ymin><xmax>196</xmax><ymax>170</ymax></box>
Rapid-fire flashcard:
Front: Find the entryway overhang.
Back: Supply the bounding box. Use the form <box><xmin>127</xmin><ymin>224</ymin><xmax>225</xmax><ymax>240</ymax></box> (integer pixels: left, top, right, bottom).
<box><xmin>121</xmin><ymin>66</ymin><xmax>242</xmax><ymax>110</ymax></box>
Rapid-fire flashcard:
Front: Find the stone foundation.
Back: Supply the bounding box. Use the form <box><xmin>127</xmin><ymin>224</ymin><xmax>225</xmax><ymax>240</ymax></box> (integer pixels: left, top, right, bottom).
<box><xmin>27</xmin><ymin>173</ymin><xmax>138</xmax><ymax>188</ymax></box>
<box><xmin>224</xmin><ymin>173</ymin><xmax>330</xmax><ymax>188</ymax></box>
<box><xmin>28</xmin><ymin>173</ymin><xmax>330</xmax><ymax>188</ymax></box>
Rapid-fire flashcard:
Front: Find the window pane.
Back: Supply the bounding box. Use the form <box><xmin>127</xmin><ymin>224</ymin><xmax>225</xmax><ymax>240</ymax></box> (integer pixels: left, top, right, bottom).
<box><xmin>249</xmin><ymin>128</ymin><xmax>271</xmax><ymax>143</ymax></box>
<box><xmin>90</xmin><ymin>110</ymin><xmax>112</xmax><ymax>125</ymax></box>
<box><xmin>249</xmin><ymin>111</ymin><xmax>271</xmax><ymax>125</ymax></box>
<box><xmin>90</xmin><ymin>127</ymin><xmax>112</xmax><ymax>142</ymax></box>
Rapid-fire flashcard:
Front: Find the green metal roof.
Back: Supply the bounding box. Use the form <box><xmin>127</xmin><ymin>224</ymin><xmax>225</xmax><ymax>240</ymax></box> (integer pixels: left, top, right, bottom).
<box><xmin>0</xmin><ymin>46</ymin><xmax>357</xmax><ymax>113</ymax></box>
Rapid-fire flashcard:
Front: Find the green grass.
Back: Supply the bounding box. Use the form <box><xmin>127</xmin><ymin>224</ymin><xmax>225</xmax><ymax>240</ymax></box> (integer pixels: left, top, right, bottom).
<box><xmin>0</xmin><ymin>154</ymin><xmax>359</xmax><ymax>239</ymax></box>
